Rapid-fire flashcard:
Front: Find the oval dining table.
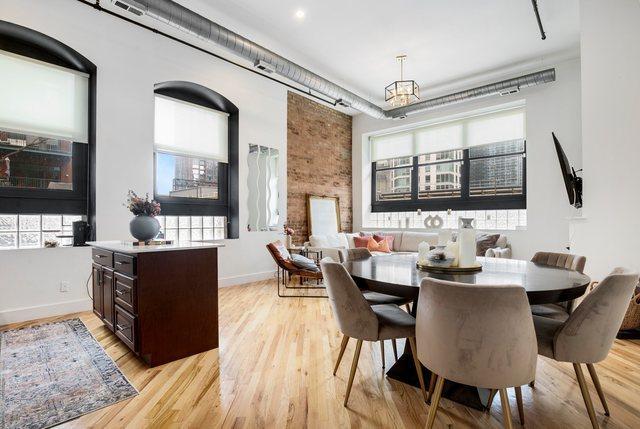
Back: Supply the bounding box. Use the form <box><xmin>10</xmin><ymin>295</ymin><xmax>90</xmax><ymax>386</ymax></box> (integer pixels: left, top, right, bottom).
<box><xmin>343</xmin><ymin>253</ymin><xmax>591</xmax><ymax>410</ymax></box>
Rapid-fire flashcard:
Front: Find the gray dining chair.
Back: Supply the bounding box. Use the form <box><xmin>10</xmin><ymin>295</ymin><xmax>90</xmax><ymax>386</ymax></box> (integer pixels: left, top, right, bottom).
<box><xmin>320</xmin><ymin>258</ymin><xmax>427</xmax><ymax>406</ymax></box>
<box><xmin>532</xmin><ymin>267</ymin><xmax>639</xmax><ymax>429</ymax></box>
<box><xmin>530</xmin><ymin>251</ymin><xmax>587</xmax><ymax>321</ymax></box>
<box><xmin>339</xmin><ymin>249</ymin><xmax>413</xmax><ymax>365</ymax></box>
<box><xmin>416</xmin><ymin>278</ymin><xmax>537</xmax><ymax>429</ymax></box>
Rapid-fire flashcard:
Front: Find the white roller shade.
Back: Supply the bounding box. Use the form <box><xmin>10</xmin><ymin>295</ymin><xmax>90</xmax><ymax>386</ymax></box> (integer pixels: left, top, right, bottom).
<box><xmin>415</xmin><ymin>123</ymin><xmax>463</xmax><ymax>154</ymax></box>
<box><xmin>370</xmin><ymin>132</ymin><xmax>413</xmax><ymax>162</ymax></box>
<box><xmin>466</xmin><ymin>110</ymin><xmax>525</xmax><ymax>148</ymax></box>
<box><xmin>154</xmin><ymin>95</ymin><xmax>229</xmax><ymax>162</ymax></box>
<box><xmin>0</xmin><ymin>51</ymin><xmax>89</xmax><ymax>142</ymax></box>
<box><xmin>370</xmin><ymin>107</ymin><xmax>525</xmax><ymax>161</ymax></box>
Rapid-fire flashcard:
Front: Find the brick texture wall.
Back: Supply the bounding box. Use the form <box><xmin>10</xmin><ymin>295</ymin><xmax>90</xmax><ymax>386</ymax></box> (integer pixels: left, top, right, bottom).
<box><xmin>287</xmin><ymin>92</ymin><xmax>352</xmax><ymax>245</ymax></box>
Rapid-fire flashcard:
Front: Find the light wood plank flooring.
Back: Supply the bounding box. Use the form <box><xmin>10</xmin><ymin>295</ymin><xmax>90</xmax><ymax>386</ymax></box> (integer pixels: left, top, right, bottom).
<box><xmin>2</xmin><ymin>279</ymin><xmax>639</xmax><ymax>428</ymax></box>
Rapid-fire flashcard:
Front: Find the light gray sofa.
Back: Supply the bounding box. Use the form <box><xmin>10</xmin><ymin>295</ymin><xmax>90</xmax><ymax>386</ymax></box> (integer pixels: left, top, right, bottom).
<box><xmin>304</xmin><ymin>230</ymin><xmax>512</xmax><ymax>262</ymax></box>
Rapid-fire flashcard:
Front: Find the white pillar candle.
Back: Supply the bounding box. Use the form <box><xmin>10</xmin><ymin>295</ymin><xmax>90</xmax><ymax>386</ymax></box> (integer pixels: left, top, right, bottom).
<box><xmin>437</xmin><ymin>229</ymin><xmax>452</xmax><ymax>246</ymax></box>
<box><xmin>445</xmin><ymin>241</ymin><xmax>459</xmax><ymax>267</ymax></box>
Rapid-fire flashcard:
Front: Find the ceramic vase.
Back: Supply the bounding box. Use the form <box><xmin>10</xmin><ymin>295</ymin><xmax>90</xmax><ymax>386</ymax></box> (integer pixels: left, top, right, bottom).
<box><xmin>458</xmin><ymin>217</ymin><xmax>476</xmax><ymax>268</ymax></box>
<box><xmin>285</xmin><ymin>235</ymin><xmax>293</xmax><ymax>248</ymax></box>
<box><xmin>130</xmin><ymin>215</ymin><xmax>160</xmax><ymax>242</ymax></box>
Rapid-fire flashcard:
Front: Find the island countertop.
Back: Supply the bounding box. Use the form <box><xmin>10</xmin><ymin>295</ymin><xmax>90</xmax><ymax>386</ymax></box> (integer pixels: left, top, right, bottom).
<box><xmin>87</xmin><ymin>240</ymin><xmax>225</xmax><ymax>254</ymax></box>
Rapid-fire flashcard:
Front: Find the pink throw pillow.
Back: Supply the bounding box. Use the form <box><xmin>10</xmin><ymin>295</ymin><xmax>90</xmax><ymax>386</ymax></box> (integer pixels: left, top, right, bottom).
<box><xmin>373</xmin><ymin>234</ymin><xmax>394</xmax><ymax>250</ymax></box>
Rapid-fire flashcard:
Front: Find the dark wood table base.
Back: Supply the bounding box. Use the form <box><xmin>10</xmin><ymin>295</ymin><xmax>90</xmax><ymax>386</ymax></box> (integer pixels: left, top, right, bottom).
<box><xmin>385</xmin><ymin>341</ymin><xmax>486</xmax><ymax>411</ymax></box>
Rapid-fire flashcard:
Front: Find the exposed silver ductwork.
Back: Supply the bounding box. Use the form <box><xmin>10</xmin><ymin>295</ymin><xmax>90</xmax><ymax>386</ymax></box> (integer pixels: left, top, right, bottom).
<box><xmin>386</xmin><ymin>68</ymin><xmax>556</xmax><ymax>119</ymax></box>
<box><xmin>111</xmin><ymin>0</ymin><xmax>556</xmax><ymax>119</ymax></box>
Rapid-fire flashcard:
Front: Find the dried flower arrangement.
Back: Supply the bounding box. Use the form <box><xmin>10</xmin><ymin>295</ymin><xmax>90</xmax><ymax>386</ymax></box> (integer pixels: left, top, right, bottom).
<box><xmin>283</xmin><ymin>224</ymin><xmax>295</xmax><ymax>236</ymax></box>
<box><xmin>125</xmin><ymin>190</ymin><xmax>161</xmax><ymax>217</ymax></box>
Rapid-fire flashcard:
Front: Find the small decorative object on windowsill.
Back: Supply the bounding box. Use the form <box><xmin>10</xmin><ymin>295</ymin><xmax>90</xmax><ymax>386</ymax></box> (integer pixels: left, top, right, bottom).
<box><xmin>125</xmin><ymin>190</ymin><xmax>161</xmax><ymax>243</ymax></box>
<box><xmin>44</xmin><ymin>239</ymin><xmax>59</xmax><ymax>248</ymax></box>
<box><xmin>283</xmin><ymin>224</ymin><xmax>295</xmax><ymax>248</ymax></box>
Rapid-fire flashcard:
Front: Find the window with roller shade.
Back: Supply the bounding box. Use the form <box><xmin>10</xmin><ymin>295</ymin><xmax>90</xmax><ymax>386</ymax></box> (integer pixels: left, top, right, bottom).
<box><xmin>371</xmin><ymin>107</ymin><xmax>526</xmax><ymax>212</ymax></box>
<box><xmin>0</xmin><ymin>48</ymin><xmax>90</xmax><ymax>217</ymax></box>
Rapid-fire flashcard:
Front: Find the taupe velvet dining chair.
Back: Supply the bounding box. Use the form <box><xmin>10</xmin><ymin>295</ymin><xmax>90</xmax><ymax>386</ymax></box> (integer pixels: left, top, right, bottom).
<box><xmin>416</xmin><ymin>278</ymin><xmax>537</xmax><ymax>429</ymax></box>
<box><xmin>320</xmin><ymin>258</ymin><xmax>427</xmax><ymax>406</ymax></box>
<box><xmin>530</xmin><ymin>251</ymin><xmax>587</xmax><ymax>320</ymax></box>
<box><xmin>339</xmin><ymin>248</ymin><xmax>413</xmax><ymax>366</ymax></box>
<box><xmin>532</xmin><ymin>267</ymin><xmax>639</xmax><ymax>429</ymax></box>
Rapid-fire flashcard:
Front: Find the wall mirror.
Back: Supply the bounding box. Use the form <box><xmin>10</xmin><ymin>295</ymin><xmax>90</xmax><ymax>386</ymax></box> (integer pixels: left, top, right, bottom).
<box><xmin>247</xmin><ymin>144</ymin><xmax>279</xmax><ymax>231</ymax></box>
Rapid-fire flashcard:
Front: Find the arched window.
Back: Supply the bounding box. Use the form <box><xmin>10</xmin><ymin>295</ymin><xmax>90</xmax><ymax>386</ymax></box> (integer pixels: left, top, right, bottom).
<box><xmin>0</xmin><ymin>20</ymin><xmax>96</xmax><ymax>248</ymax></box>
<box><xmin>153</xmin><ymin>81</ymin><xmax>239</xmax><ymax>239</ymax></box>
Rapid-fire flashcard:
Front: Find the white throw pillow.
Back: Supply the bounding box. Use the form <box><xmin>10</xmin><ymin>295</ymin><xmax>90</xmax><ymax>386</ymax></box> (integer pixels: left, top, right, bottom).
<box><xmin>309</xmin><ymin>235</ymin><xmax>330</xmax><ymax>248</ymax></box>
<box><xmin>326</xmin><ymin>233</ymin><xmax>349</xmax><ymax>248</ymax></box>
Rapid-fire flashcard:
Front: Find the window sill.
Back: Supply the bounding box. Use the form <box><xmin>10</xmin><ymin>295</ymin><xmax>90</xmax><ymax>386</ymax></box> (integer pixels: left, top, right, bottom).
<box><xmin>0</xmin><ymin>245</ymin><xmax>92</xmax><ymax>252</ymax></box>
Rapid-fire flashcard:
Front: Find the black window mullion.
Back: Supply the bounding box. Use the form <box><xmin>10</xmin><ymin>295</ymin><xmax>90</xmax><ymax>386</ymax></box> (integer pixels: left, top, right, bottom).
<box><xmin>411</xmin><ymin>156</ymin><xmax>418</xmax><ymax>202</ymax></box>
<box><xmin>371</xmin><ymin>161</ymin><xmax>377</xmax><ymax>207</ymax></box>
<box><xmin>461</xmin><ymin>149</ymin><xmax>470</xmax><ymax>202</ymax></box>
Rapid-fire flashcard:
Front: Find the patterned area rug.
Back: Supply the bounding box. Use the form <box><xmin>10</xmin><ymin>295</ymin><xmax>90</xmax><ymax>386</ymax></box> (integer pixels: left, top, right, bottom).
<box><xmin>0</xmin><ymin>318</ymin><xmax>138</xmax><ymax>429</ymax></box>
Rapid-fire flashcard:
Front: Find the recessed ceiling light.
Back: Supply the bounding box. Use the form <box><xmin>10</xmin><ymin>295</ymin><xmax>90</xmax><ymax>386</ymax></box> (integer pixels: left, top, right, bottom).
<box><xmin>294</xmin><ymin>9</ymin><xmax>305</xmax><ymax>20</ymax></box>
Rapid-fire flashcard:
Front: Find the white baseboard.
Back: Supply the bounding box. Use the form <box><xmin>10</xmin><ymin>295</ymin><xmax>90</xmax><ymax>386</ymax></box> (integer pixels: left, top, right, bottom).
<box><xmin>0</xmin><ymin>272</ymin><xmax>276</xmax><ymax>325</ymax></box>
<box><xmin>0</xmin><ymin>298</ymin><xmax>92</xmax><ymax>326</ymax></box>
<box><xmin>219</xmin><ymin>270</ymin><xmax>276</xmax><ymax>287</ymax></box>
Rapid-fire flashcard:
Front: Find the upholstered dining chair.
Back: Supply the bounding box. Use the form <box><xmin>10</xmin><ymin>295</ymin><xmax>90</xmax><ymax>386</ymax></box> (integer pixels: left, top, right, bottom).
<box><xmin>530</xmin><ymin>251</ymin><xmax>587</xmax><ymax>321</ymax></box>
<box><xmin>532</xmin><ymin>268</ymin><xmax>639</xmax><ymax>429</ymax></box>
<box><xmin>339</xmin><ymin>248</ymin><xmax>413</xmax><ymax>365</ymax></box>
<box><xmin>320</xmin><ymin>258</ymin><xmax>427</xmax><ymax>406</ymax></box>
<box><xmin>416</xmin><ymin>278</ymin><xmax>537</xmax><ymax>429</ymax></box>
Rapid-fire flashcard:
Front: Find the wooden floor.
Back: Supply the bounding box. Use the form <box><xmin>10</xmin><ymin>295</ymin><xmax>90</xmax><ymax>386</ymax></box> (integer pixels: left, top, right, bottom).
<box><xmin>2</xmin><ymin>278</ymin><xmax>640</xmax><ymax>428</ymax></box>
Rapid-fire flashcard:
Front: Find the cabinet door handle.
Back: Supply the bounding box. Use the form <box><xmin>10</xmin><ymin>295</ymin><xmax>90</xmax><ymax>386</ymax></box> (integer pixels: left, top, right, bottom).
<box><xmin>94</xmin><ymin>254</ymin><xmax>104</xmax><ymax>258</ymax></box>
<box><xmin>116</xmin><ymin>323</ymin><xmax>131</xmax><ymax>331</ymax></box>
<box><xmin>115</xmin><ymin>289</ymin><xmax>128</xmax><ymax>297</ymax></box>
<box><xmin>115</xmin><ymin>261</ymin><xmax>129</xmax><ymax>265</ymax></box>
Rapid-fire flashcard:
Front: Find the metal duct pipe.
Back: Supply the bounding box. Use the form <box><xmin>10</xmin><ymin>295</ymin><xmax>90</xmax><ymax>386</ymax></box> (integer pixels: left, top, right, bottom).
<box><xmin>111</xmin><ymin>0</ymin><xmax>387</xmax><ymax>118</ymax></box>
<box><xmin>111</xmin><ymin>0</ymin><xmax>556</xmax><ymax>120</ymax></box>
<box><xmin>386</xmin><ymin>68</ymin><xmax>556</xmax><ymax>118</ymax></box>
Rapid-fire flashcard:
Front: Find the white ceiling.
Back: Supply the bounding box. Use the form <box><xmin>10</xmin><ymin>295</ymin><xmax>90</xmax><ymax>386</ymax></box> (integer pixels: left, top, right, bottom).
<box><xmin>184</xmin><ymin>0</ymin><xmax>580</xmax><ymax>106</ymax></box>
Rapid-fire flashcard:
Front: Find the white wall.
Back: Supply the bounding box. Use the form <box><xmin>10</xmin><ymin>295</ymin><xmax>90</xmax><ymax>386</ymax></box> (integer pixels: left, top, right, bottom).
<box><xmin>0</xmin><ymin>0</ymin><xmax>290</xmax><ymax>324</ymax></box>
<box><xmin>571</xmin><ymin>0</ymin><xmax>640</xmax><ymax>280</ymax></box>
<box><xmin>353</xmin><ymin>58</ymin><xmax>582</xmax><ymax>261</ymax></box>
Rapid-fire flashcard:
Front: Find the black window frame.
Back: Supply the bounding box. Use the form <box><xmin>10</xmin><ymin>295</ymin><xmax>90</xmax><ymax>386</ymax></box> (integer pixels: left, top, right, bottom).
<box><xmin>153</xmin><ymin>81</ymin><xmax>239</xmax><ymax>239</ymax></box>
<box><xmin>371</xmin><ymin>141</ymin><xmax>526</xmax><ymax>213</ymax></box>
<box><xmin>0</xmin><ymin>20</ymin><xmax>96</xmax><ymax>236</ymax></box>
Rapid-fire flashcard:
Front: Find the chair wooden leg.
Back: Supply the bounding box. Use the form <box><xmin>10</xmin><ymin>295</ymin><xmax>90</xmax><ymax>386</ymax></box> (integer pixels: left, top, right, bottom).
<box><xmin>407</xmin><ymin>337</ymin><xmax>427</xmax><ymax>402</ymax></box>
<box><xmin>573</xmin><ymin>363</ymin><xmax>599</xmax><ymax>429</ymax></box>
<box><xmin>391</xmin><ymin>338</ymin><xmax>399</xmax><ymax>361</ymax></box>
<box><xmin>428</xmin><ymin>371</ymin><xmax>438</xmax><ymax>403</ymax></box>
<box><xmin>499</xmin><ymin>388</ymin><xmax>514</xmax><ymax>429</ymax></box>
<box><xmin>426</xmin><ymin>375</ymin><xmax>445</xmax><ymax>429</ymax></box>
<box><xmin>333</xmin><ymin>335</ymin><xmax>349</xmax><ymax>375</ymax></box>
<box><xmin>586</xmin><ymin>363</ymin><xmax>610</xmax><ymax>416</ymax></box>
<box><xmin>514</xmin><ymin>386</ymin><xmax>525</xmax><ymax>425</ymax></box>
<box><xmin>380</xmin><ymin>340</ymin><xmax>385</xmax><ymax>369</ymax></box>
<box><xmin>344</xmin><ymin>339</ymin><xmax>363</xmax><ymax>407</ymax></box>
<box><xmin>486</xmin><ymin>389</ymin><xmax>497</xmax><ymax>411</ymax></box>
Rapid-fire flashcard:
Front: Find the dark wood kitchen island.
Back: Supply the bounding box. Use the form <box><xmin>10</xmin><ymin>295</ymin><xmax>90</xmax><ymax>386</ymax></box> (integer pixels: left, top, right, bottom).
<box><xmin>88</xmin><ymin>240</ymin><xmax>223</xmax><ymax>366</ymax></box>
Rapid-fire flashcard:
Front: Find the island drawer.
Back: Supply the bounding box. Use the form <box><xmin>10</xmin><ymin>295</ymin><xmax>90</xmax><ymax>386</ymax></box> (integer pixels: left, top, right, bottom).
<box><xmin>114</xmin><ymin>273</ymin><xmax>137</xmax><ymax>314</ymax></box>
<box><xmin>92</xmin><ymin>248</ymin><xmax>113</xmax><ymax>268</ymax></box>
<box><xmin>114</xmin><ymin>252</ymin><xmax>136</xmax><ymax>276</ymax></box>
<box><xmin>115</xmin><ymin>305</ymin><xmax>138</xmax><ymax>353</ymax></box>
